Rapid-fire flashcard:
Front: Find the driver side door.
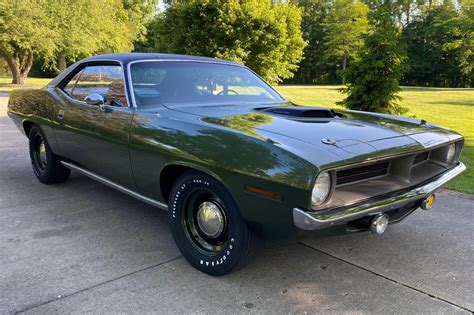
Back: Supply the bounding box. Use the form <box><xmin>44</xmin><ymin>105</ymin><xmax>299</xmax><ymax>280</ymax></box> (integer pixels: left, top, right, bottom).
<box><xmin>54</xmin><ymin>62</ymin><xmax>136</xmax><ymax>189</ymax></box>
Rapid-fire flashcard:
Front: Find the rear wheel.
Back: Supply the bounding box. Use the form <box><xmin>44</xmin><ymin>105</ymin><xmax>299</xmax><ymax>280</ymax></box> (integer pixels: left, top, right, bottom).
<box><xmin>169</xmin><ymin>171</ymin><xmax>259</xmax><ymax>276</ymax></box>
<box><xmin>29</xmin><ymin>125</ymin><xmax>70</xmax><ymax>184</ymax></box>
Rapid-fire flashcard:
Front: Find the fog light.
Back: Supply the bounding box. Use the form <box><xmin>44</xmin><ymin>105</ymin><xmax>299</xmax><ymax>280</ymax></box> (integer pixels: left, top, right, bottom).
<box><xmin>421</xmin><ymin>194</ymin><xmax>436</xmax><ymax>210</ymax></box>
<box><xmin>370</xmin><ymin>213</ymin><xmax>389</xmax><ymax>235</ymax></box>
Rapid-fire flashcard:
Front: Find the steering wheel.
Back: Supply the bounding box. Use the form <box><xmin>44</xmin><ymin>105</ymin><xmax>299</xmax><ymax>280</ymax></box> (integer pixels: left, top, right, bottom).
<box><xmin>217</xmin><ymin>89</ymin><xmax>239</xmax><ymax>96</ymax></box>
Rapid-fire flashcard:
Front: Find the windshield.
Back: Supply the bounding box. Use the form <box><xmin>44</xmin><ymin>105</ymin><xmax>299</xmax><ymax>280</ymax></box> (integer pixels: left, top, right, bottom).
<box><xmin>130</xmin><ymin>61</ymin><xmax>285</xmax><ymax>107</ymax></box>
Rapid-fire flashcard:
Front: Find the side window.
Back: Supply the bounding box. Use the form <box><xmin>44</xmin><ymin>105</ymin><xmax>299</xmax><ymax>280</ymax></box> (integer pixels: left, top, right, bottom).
<box><xmin>68</xmin><ymin>65</ymin><xmax>128</xmax><ymax>107</ymax></box>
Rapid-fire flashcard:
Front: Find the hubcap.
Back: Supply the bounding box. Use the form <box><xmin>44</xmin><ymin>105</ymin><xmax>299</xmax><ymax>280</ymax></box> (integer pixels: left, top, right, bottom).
<box><xmin>196</xmin><ymin>201</ymin><xmax>225</xmax><ymax>238</ymax></box>
<box><xmin>38</xmin><ymin>141</ymin><xmax>47</xmax><ymax>166</ymax></box>
<box><xmin>34</xmin><ymin>136</ymin><xmax>48</xmax><ymax>171</ymax></box>
<box><xmin>182</xmin><ymin>192</ymin><xmax>229</xmax><ymax>254</ymax></box>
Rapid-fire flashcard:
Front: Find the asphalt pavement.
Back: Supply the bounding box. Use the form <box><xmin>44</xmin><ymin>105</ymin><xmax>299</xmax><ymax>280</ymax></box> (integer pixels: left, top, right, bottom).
<box><xmin>1</xmin><ymin>95</ymin><xmax>473</xmax><ymax>314</ymax></box>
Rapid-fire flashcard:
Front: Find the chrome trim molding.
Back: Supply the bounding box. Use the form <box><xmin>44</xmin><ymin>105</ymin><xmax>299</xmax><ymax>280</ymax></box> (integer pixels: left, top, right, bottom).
<box><xmin>61</xmin><ymin>161</ymin><xmax>168</xmax><ymax>210</ymax></box>
<box><xmin>294</xmin><ymin>162</ymin><xmax>466</xmax><ymax>230</ymax></box>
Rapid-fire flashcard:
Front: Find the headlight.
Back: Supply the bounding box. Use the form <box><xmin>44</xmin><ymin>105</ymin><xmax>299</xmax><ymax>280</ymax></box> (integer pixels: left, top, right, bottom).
<box><xmin>311</xmin><ymin>171</ymin><xmax>331</xmax><ymax>208</ymax></box>
<box><xmin>446</xmin><ymin>143</ymin><xmax>456</xmax><ymax>164</ymax></box>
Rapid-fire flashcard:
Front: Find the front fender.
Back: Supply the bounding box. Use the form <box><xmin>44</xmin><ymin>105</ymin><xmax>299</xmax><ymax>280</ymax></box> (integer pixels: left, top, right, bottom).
<box><xmin>129</xmin><ymin>109</ymin><xmax>317</xmax><ymax>238</ymax></box>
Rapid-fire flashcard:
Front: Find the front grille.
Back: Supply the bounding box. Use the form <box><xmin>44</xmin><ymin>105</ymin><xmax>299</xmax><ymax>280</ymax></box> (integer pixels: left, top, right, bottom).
<box><xmin>414</xmin><ymin>151</ymin><xmax>429</xmax><ymax>164</ymax></box>
<box><xmin>336</xmin><ymin>161</ymin><xmax>389</xmax><ymax>185</ymax></box>
<box><xmin>320</xmin><ymin>142</ymin><xmax>462</xmax><ymax>211</ymax></box>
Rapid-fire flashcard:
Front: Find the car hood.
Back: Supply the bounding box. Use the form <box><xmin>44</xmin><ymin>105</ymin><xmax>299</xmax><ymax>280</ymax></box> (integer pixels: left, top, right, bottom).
<box><xmin>165</xmin><ymin>102</ymin><xmax>461</xmax><ymax>168</ymax></box>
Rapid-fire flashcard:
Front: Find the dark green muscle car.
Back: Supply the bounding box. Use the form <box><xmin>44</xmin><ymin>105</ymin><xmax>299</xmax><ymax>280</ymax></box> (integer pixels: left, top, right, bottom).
<box><xmin>7</xmin><ymin>53</ymin><xmax>465</xmax><ymax>275</ymax></box>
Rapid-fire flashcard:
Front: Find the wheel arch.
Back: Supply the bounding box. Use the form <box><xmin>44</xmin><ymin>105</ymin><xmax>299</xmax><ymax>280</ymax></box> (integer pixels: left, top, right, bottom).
<box><xmin>159</xmin><ymin>162</ymin><xmax>226</xmax><ymax>204</ymax></box>
<box><xmin>22</xmin><ymin>120</ymin><xmax>35</xmax><ymax>137</ymax></box>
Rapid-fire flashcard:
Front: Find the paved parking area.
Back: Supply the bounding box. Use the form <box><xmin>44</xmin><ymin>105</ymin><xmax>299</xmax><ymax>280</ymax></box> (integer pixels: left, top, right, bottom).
<box><xmin>1</xmin><ymin>95</ymin><xmax>473</xmax><ymax>314</ymax></box>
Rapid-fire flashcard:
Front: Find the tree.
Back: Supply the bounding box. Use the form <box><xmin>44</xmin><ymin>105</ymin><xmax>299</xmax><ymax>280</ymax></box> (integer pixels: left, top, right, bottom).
<box><xmin>291</xmin><ymin>0</ymin><xmax>333</xmax><ymax>84</ymax></box>
<box><xmin>0</xmin><ymin>0</ymin><xmax>57</xmax><ymax>84</ymax></box>
<box><xmin>324</xmin><ymin>0</ymin><xmax>370</xmax><ymax>79</ymax></box>
<box><xmin>50</xmin><ymin>0</ymin><xmax>137</xmax><ymax>72</ymax></box>
<box><xmin>339</xmin><ymin>1</ymin><xmax>407</xmax><ymax>114</ymax></box>
<box><xmin>402</xmin><ymin>1</ymin><xmax>473</xmax><ymax>87</ymax></box>
<box><xmin>123</xmin><ymin>0</ymin><xmax>159</xmax><ymax>43</ymax></box>
<box><xmin>138</xmin><ymin>0</ymin><xmax>307</xmax><ymax>84</ymax></box>
<box><xmin>392</xmin><ymin>0</ymin><xmax>427</xmax><ymax>27</ymax></box>
<box><xmin>0</xmin><ymin>0</ymin><xmax>145</xmax><ymax>83</ymax></box>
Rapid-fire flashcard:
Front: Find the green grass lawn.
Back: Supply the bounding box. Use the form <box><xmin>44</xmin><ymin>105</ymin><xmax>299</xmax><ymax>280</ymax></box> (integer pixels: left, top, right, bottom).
<box><xmin>1</xmin><ymin>77</ymin><xmax>472</xmax><ymax>194</ymax></box>
<box><xmin>0</xmin><ymin>77</ymin><xmax>51</xmax><ymax>93</ymax></box>
<box><xmin>276</xmin><ymin>85</ymin><xmax>474</xmax><ymax>194</ymax></box>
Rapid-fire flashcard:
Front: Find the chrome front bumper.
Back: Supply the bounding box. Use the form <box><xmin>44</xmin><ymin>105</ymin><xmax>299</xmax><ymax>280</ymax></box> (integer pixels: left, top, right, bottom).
<box><xmin>293</xmin><ymin>162</ymin><xmax>466</xmax><ymax>231</ymax></box>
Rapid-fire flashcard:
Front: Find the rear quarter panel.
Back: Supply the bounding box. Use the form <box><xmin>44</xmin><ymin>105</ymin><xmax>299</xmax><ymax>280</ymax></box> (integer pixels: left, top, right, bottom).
<box><xmin>7</xmin><ymin>88</ymin><xmax>61</xmax><ymax>153</ymax></box>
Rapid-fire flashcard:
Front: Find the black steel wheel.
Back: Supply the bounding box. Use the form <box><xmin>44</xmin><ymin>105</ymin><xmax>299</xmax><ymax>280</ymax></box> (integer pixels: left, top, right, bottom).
<box><xmin>28</xmin><ymin>125</ymin><xmax>70</xmax><ymax>184</ymax></box>
<box><xmin>169</xmin><ymin>171</ymin><xmax>259</xmax><ymax>276</ymax></box>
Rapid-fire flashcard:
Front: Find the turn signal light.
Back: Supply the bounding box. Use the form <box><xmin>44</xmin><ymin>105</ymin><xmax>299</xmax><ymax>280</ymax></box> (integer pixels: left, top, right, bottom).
<box><xmin>421</xmin><ymin>194</ymin><xmax>436</xmax><ymax>210</ymax></box>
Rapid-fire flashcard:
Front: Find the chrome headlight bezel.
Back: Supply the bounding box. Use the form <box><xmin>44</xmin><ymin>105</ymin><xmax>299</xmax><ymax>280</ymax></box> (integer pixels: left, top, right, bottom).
<box><xmin>311</xmin><ymin>171</ymin><xmax>332</xmax><ymax>209</ymax></box>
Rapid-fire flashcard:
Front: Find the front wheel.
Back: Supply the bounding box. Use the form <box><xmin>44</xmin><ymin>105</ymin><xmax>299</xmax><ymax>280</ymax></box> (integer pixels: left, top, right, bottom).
<box><xmin>28</xmin><ymin>125</ymin><xmax>70</xmax><ymax>184</ymax></box>
<box><xmin>169</xmin><ymin>171</ymin><xmax>259</xmax><ymax>276</ymax></box>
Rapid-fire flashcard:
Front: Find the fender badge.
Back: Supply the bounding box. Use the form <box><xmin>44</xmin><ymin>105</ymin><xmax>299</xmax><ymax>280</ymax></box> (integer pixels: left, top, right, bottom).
<box><xmin>322</xmin><ymin>138</ymin><xmax>336</xmax><ymax>145</ymax></box>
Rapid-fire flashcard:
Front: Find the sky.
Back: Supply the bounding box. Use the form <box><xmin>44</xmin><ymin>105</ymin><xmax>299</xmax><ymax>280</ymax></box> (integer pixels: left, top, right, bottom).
<box><xmin>158</xmin><ymin>0</ymin><xmax>166</xmax><ymax>11</ymax></box>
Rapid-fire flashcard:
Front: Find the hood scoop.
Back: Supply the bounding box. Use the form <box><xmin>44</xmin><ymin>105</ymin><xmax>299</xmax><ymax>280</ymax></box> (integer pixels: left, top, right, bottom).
<box><xmin>257</xmin><ymin>106</ymin><xmax>340</xmax><ymax>119</ymax></box>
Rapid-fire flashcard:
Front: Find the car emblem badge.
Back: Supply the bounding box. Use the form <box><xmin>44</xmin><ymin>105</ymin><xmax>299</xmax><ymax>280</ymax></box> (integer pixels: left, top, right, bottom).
<box><xmin>322</xmin><ymin>138</ymin><xmax>336</xmax><ymax>145</ymax></box>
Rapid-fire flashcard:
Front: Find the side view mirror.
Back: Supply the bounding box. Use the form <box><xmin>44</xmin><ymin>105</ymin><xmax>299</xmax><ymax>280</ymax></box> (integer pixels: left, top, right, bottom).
<box><xmin>84</xmin><ymin>94</ymin><xmax>105</xmax><ymax>106</ymax></box>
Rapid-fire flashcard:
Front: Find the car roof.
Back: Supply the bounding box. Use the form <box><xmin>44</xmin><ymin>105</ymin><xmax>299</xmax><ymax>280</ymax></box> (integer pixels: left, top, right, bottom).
<box><xmin>81</xmin><ymin>53</ymin><xmax>240</xmax><ymax>65</ymax></box>
<box><xmin>49</xmin><ymin>53</ymin><xmax>243</xmax><ymax>87</ymax></box>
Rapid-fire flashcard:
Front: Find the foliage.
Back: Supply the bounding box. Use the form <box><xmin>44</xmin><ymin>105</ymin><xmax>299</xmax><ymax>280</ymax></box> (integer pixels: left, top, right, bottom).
<box><xmin>1</xmin><ymin>0</ymin><xmax>472</xmax><ymax>87</ymax></box>
<box><xmin>0</xmin><ymin>0</ymin><xmax>57</xmax><ymax>84</ymax></box>
<box><xmin>0</xmin><ymin>58</ymin><xmax>9</xmax><ymax>76</ymax></box>
<box><xmin>338</xmin><ymin>2</ymin><xmax>408</xmax><ymax>115</ymax></box>
<box><xmin>292</xmin><ymin>0</ymin><xmax>472</xmax><ymax>87</ymax></box>
<box><xmin>292</xmin><ymin>0</ymin><xmax>370</xmax><ymax>84</ymax></box>
<box><xmin>48</xmin><ymin>0</ymin><xmax>136</xmax><ymax>72</ymax></box>
<box><xmin>0</xmin><ymin>0</ymin><xmax>151</xmax><ymax>83</ymax></box>
<box><xmin>402</xmin><ymin>1</ymin><xmax>473</xmax><ymax>87</ymax></box>
<box><xmin>291</xmin><ymin>0</ymin><xmax>334</xmax><ymax>84</ymax></box>
<box><xmin>324</xmin><ymin>0</ymin><xmax>370</xmax><ymax>76</ymax></box>
<box><xmin>124</xmin><ymin>0</ymin><xmax>159</xmax><ymax>43</ymax></box>
<box><xmin>137</xmin><ymin>0</ymin><xmax>307</xmax><ymax>84</ymax></box>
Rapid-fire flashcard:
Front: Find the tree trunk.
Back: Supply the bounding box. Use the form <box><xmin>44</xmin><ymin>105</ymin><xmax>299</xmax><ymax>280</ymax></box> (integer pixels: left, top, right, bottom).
<box><xmin>342</xmin><ymin>55</ymin><xmax>347</xmax><ymax>84</ymax></box>
<box><xmin>0</xmin><ymin>47</ymin><xmax>33</xmax><ymax>85</ymax></box>
<box><xmin>13</xmin><ymin>72</ymin><xmax>28</xmax><ymax>85</ymax></box>
<box><xmin>405</xmin><ymin>4</ymin><xmax>410</xmax><ymax>27</ymax></box>
<box><xmin>57</xmin><ymin>53</ymin><xmax>67</xmax><ymax>72</ymax></box>
<box><xmin>9</xmin><ymin>63</ymin><xmax>23</xmax><ymax>84</ymax></box>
